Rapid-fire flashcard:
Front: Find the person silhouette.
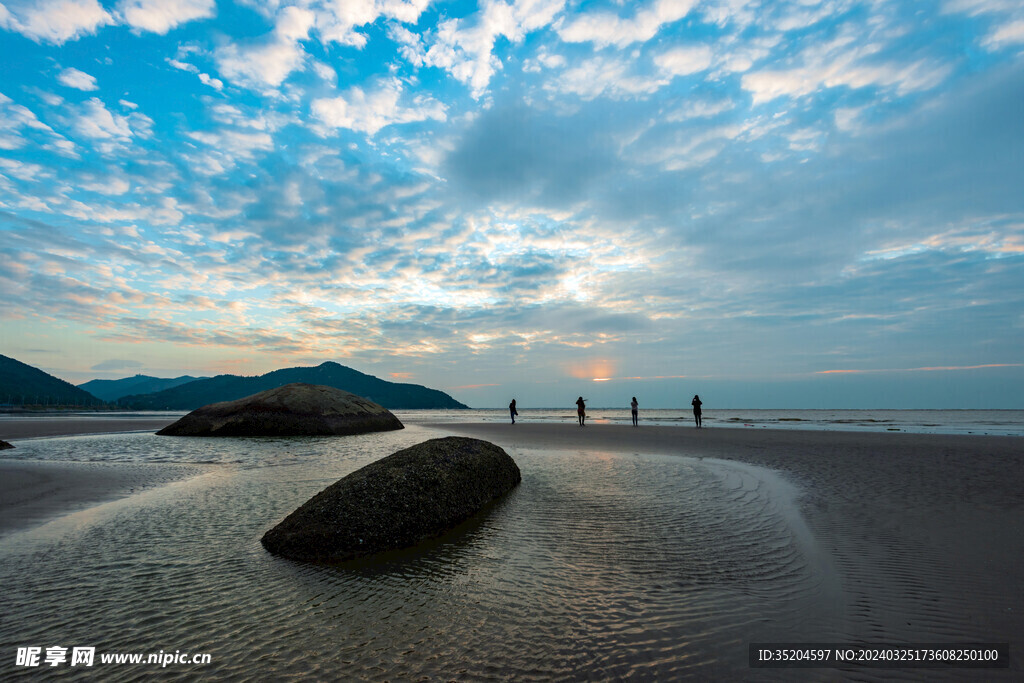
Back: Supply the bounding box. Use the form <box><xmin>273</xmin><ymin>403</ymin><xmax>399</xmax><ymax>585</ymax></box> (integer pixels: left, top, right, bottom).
<box><xmin>509</xmin><ymin>399</ymin><xmax>518</xmax><ymax>424</ymax></box>
<box><xmin>691</xmin><ymin>394</ymin><xmax>702</xmax><ymax>428</ymax></box>
<box><xmin>631</xmin><ymin>396</ymin><xmax>638</xmax><ymax>426</ymax></box>
<box><xmin>576</xmin><ymin>397</ymin><xmax>586</xmax><ymax>426</ymax></box>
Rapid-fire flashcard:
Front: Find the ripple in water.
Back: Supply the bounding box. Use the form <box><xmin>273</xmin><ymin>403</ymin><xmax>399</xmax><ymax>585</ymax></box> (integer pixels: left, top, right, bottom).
<box><xmin>0</xmin><ymin>427</ymin><xmax>832</xmax><ymax>679</ymax></box>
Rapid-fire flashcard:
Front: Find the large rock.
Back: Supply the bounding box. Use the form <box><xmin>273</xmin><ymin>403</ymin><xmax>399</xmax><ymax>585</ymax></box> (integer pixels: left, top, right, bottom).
<box><xmin>262</xmin><ymin>437</ymin><xmax>521</xmax><ymax>561</ymax></box>
<box><xmin>156</xmin><ymin>383</ymin><xmax>403</xmax><ymax>437</ymax></box>
<box><xmin>0</xmin><ymin>439</ymin><xmax>13</xmax><ymax>450</ymax></box>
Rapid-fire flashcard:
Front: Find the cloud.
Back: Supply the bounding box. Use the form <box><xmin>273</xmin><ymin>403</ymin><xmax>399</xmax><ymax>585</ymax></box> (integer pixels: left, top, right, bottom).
<box><xmin>942</xmin><ymin>0</ymin><xmax>1021</xmax><ymax>16</ymax></box>
<box><xmin>1</xmin><ymin>0</ymin><xmax>212</xmax><ymax>43</ymax></box>
<box><xmin>78</xmin><ymin>173</ymin><xmax>131</xmax><ymax>195</ymax></box>
<box><xmin>2</xmin><ymin>0</ymin><xmax>1021</xmax><ymax>408</ymax></box>
<box><xmin>0</xmin><ymin>0</ymin><xmax>112</xmax><ymax>44</ymax></box>
<box><xmin>417</xmin><ymin>0</ymin><xmax>566</xmax><ymax>97</ymax></box>
<box><xmin>657</xmin><ymin>61</ymin><xmax>1024</xmax><ymax>287</ymax></box>
<box><xmin>863</xmin><ymin>221</ymin><xmax>1024</xmax><ymax>261</ymax></box>
<box><xmin>215</xmin><ymin>6</ymin><xmax>315</xmax><ymax>89</ymax></box>
<box><xmin>654</xmin><ymin>44</ymin><xmax>714</xmax><ymax>77</ymax></box>
<box><xmin>715</xmin><ymin>36</ymin><xmax>779</xmax><ymax>73</ymax></box>
<box><xmin>983</xmin><ymin>19</ymin><xmax>1024</xmax><ymax>49</ymax></box>
<box><xmin>169</xmin><ymin>57</ymin><xmax>225</xmax><ymax>91</ymax></box>
<box><xmin>184</xmin><ymin>128</ymin><xmax>275</xmax><ymax>175</ymax></box>
<box><xmin>666</xmin><ymin>97</ymin><xmax>735</xmax><ymax>121</ymax></box>
<box><xmin>312</xmin><ymin>78</ymin><xmax>446</xmax><ymax>135</ymax></box>
<box><xmin>57</xmin><ymin>67</ymin><xmax>99</xmax><ymax>91</ymax></box>
<box><xmin>741</xmin><ymin>33</ymin><xmax>952</xmax><ymax>104</ymax></box>
<box><xmin>212</xmin><ymin>0</ymin><xmax>432</xmax><ymax>91</ymax></box>
<box><xmin>118</xmin><ymin>0</ymin><xmax>215</xmax><ymax>34</ymax></box>
<box><xmin>557</xmin><ymin>0</ymin><xmax>696</xmax><ymax>48</ymax></box>
<box><xmin>816</xmin><ymin>364</ymin><xmax>1023</xmax><ymax>374</ymax></box>
<box><xmin>629</xmin><ymin>120</ymin><xmax>751</xmax><ymax>170</ymax></box>
<box><xmin>314</xmin><ymin>0</ymin><xmax>431</xmax><ymax>47</ymax></box>
<box><xmin>549</xmin><ymin>55</ymin><xmax>669</xmax><ymax>100</ymax></box>
<box><xmin>767</xmin><ymin>0</ymin><xmax>855</xmax><ymax>32</ymax></box>
<box><xmin>71</xmin><ymin>98</ymin><xmax>135</xmax><ymax>140</ymax></box>
<box><xmin>442</xmin><ymin>101</ymin><xmax>621</xmax><ymax>207</ymax></box>
<box><xmin>311</xmin><ymin>60</ymin><xmax>337</xmax><ymax>84</ymax></box>
<box><xmin>198</xmin><ymin>73</ymin><xmax>224</xmax><ymax>91</ymax></box>
<box><xmin>0</xmin><ymin>92</ymin><xmax>68</xmax><ymax>152</ymax></box>
<box><xmin>0</xmin><ymin>158</ymin><xmax>49</xmax><ymax>183</ymax></box>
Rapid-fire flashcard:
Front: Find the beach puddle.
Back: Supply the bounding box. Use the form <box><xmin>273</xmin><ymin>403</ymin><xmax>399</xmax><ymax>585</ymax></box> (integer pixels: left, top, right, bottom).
<box><xmin>0</xmin><ymin>427</ymin><xmax>837</xmax><ymax>679</ymax></box>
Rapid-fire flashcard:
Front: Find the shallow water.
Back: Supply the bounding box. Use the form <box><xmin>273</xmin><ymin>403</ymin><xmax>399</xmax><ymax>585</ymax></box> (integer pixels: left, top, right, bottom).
<box><xmin>0</xmin><ymin>426</ymin><xmax>840</xmax><ymax>679</ymax></box>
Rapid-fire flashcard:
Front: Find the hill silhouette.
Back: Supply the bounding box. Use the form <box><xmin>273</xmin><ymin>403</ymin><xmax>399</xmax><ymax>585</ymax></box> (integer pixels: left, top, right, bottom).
<box><xmin>120</xmin><ymin>362</ymin><xmax>469</xmax><ymax>410</ymax></box>
<box><xmin>1</xmin><ymin>354</ymin><xmax>106</xmax><ymax>408</ymax></box>
<box><xmin>79</xmin><ymin>374</ymin><xmax>205</xmax><ymax>402</ymax></box>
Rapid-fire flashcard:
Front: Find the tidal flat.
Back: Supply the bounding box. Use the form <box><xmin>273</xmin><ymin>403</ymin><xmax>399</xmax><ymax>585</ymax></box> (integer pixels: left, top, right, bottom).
<box><xmin>1</xmin><ymin>421</ymin><xmax>1021</xmax><ymax>679</ymax></box>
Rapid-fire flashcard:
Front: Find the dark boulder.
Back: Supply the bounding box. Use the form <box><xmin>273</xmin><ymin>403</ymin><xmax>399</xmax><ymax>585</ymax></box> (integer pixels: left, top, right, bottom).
<box><xmin>157</xmin><ymin>383</ymin><xmax>403</xmax><ymax>437</ymax></box>
<box><xmin>262</xmin><ymin>436</ymin><xmax>521</xmax><ymax>561</ymax></box>
<box><xmin>0</xmin><ymin>439</ymin><xmax>13</xmax><ymax>450</ymax></box>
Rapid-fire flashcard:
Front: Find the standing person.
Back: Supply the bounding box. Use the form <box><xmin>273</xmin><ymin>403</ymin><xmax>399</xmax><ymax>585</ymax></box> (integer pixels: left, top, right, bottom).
<box><xmin>631</xmin><ymin>396</ymin><xmax>639</xmax><ymax>427</ymax></box>
<box><xmin>576</xmin><ymin>397</ymin><xmax>586</xmax><ymax>426</ymax></box>
<box><xmin>509</xmin><ymin>399</ymin><xmax>518</xmax><ymax>424</ymax></box>
<box><xmin>691</xmin><ymin>394</ymin><xmax>702</xmax><ymax>428</ymax></box>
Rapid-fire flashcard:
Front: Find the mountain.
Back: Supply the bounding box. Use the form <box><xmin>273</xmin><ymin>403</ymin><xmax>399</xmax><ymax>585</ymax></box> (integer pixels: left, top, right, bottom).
<box><xmin>79</xmin><ymin>374</ymin><xmax>206</xmax><ymax>402</ymax></box>
<box><xmin>120</xmin><ymin>362</ymin><xmax>470</xmax><ymax>410</ymax></box>
<box><xmin>0</xmin><ymin>354</ymin><xmax>106</xmax><ymax>408</ymax></box>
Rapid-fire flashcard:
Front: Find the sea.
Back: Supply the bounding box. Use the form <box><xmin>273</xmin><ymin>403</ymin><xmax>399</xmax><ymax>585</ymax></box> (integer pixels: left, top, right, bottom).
<box><xmin>0</xmin><ymin>410</ymin><xmax>1020</xmax><ymax>679</ymax></box>
<box><xmin>396</xmin><ymin>408</ymin><xmax>1024</xmax><ymax>437</ymax></box>
<box><xmin>2</xmin><ymin>408</ymin><xmax>1021</xmax><ymax>437</ymax></box>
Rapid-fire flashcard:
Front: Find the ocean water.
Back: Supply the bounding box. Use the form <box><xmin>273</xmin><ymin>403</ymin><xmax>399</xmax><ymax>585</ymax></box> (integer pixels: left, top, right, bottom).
<box><xmin>1</xmin><ymin>408</ymin><xmax>1020</xmax><ymax>437</ymax></box>
<box><xmin>397</xmin><ymin>408</ymin><xmax>1024</xmax><ymax>436</ymax></box>
<box><xmin>0</xmin><ymin>425</ymin><xmax>841</xmax><ymax>680</ymax></box>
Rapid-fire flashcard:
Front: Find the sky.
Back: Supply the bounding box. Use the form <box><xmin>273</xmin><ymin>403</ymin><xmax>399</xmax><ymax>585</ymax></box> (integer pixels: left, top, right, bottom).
<box><xmin>0</xmin><ymin>0</ymin><xmax>1022</xmax><ymax>409</ymax></box>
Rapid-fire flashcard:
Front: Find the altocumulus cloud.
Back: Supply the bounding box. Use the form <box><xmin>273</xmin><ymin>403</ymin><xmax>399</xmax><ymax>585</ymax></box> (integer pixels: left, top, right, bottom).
<box><xmin>0</xmin><ymin>0</ymin><xmax>1021</xmax><ymax>406</ymax></box>
<box><xmin>312</xmin><ymin>78</ymin><xmax>447</xmax><ymax>136</ymax></box>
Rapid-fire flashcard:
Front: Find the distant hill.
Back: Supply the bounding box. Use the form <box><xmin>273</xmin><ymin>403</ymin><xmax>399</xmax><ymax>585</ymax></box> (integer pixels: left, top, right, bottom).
<box><xmin>120</xmin><ymin>362</ymin><xmax>470</xmax><ymax>410</ymax></box>
<box><xmin>0</xmin><ymin>354</ymin><xmax>106</xmax><ymax>408</ymax></box>
<box><xmin>79</xmin><ymin>374</ymin><xmax>206</xmax><ymax>402</ymax></box>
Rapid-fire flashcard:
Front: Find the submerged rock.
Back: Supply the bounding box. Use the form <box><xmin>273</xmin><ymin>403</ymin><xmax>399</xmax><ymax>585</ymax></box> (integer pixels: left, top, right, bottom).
<box><xmin>156</xmin><ymin>383</ymin><xmax>403</xmax><ymax>437</ymax></box>
<box><xmin>261</xmin><ymin>436</ymin><xmax>521</xmax><ymax>561</ymax></box>
<box><xmin>0</xmin><ymin>439</ymin><xmax>13</xmax><ymax>450</ymax></box>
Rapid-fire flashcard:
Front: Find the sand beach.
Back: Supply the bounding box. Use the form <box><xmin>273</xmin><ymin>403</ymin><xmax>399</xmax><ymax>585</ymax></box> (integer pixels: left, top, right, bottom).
<box><xmin>0</xmin><ymin>416</ymin><xmax>1020</xmax><ymax>677</ymax></box>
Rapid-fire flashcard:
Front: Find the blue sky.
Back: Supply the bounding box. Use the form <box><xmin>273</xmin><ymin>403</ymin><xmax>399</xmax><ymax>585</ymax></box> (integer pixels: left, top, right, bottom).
<box><xmin>1</xmin><ymin>0</ymin><xmax>1022</xmax><ymax>408</ymax></box>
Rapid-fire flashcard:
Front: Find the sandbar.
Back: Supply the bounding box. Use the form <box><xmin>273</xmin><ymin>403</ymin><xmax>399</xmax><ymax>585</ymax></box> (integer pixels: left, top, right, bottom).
<box><xmin>0</xmin><ymin>414</ymin><xmax>178</xmax><ymax>441</ymax></box>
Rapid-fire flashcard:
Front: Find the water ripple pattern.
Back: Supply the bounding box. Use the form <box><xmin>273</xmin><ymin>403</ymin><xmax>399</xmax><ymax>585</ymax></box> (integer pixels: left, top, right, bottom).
<box><xmin>0</xmin><ymin>427</ymin><xmax>829</xmax><ymax>679</ymax></box>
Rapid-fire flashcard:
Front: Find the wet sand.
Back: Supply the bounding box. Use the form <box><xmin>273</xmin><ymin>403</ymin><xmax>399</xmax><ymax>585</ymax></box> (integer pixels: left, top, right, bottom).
<box><xmin>0</xmin><ymin>416</ymin><xmax>190</xmax><ymax>536</ymax></box>
<box><xmin>424</xmin><ymin>422</ymin><xmax>1024</xmax><ymax>666</ymax></box>
<box><xmin>0</xmin><ymin>459</ymin><xmax>201</xmax><ymax>537</ymax></box>
<box><xmin>0</xmin><ymin>414</ymin><xmax>177</xmax><ymax>441</ymax></box>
